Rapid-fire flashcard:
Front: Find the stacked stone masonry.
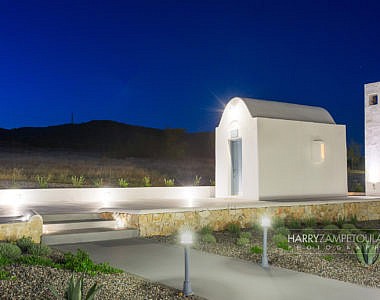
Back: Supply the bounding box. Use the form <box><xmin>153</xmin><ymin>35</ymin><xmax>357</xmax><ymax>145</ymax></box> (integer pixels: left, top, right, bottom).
<box><xmin>102</xmin><ymin>200</ymin><xmax>380</xmax><ymax>237</ymax></box>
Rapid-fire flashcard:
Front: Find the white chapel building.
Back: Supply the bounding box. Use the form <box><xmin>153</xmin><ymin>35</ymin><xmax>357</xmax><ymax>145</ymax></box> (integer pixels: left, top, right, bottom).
<box><xmin>215</xmin><ymin>97</ymin><xmax>347</xmax><ymax>200</ymax></box>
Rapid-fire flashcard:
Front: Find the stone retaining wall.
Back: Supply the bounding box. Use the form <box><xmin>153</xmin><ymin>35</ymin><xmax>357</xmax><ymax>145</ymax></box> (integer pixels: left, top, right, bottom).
<box><xmin>0</xmin><ymin>215</ymin><xmax>43</xmax><ymax>243</ymax></box>
<box><xmin>102</xmin><ymin>200</ymin><xmax>380</xmax><ymax>237</ymax></box>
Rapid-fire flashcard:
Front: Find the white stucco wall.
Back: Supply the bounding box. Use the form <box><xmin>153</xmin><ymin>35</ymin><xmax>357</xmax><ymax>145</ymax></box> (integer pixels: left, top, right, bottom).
<box><xmin>365</xmin><ymin>82</ymin><xmax>380</xmax><ymax>195</ymax></box>
<box><xmin>216</xmin><ymin>97</ymin><xmax>347</xmax><ymax>200</ymax></box>
<box><xmin>257</xmin><ymin>118</ymin><xmax>347</xmax><ymax>199</ymax></box>
<box><xmin>215</xmin><ymin>98</ymin><xmax>259</xmax><ymax>199</ymax></box>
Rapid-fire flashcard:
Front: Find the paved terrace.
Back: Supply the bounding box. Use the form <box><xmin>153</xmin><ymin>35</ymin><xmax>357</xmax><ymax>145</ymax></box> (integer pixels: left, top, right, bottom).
<box><xmin>0</xmin><ymin>188</ymin><xmax>378</xmax><ymax>218</ymax></box>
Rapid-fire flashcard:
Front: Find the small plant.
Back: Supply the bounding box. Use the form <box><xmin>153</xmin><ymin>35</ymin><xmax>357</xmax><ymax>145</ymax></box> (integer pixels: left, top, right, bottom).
<box><xmin>50</xmin><ymin>273</ymin><xmax>102</xmax><ymax>300</ymax></box>
<box><xmin>199</xmin><ymin>225</ymin><xmax>213</xmax><ymax>235</ymax></box>
<box><xmin>64</xmin><ymin>249</ymin><xmax>122</xmax><ymax>275</ymax></box>
<box><xmin>36</xmin><ymin>175</ymin><xmax>50</xmax><ymax>188</ymax></box>
<box><xmin>28</xmin><ymin>243</ymin><xmax>52</xmax><ymax>257</ymax></box>
<box><xmin>64</xmin><ymin>249</ymin><xmax>97</xmax><ymax>275</ymax></box>
<box><xmin>272</xmin><ymin>217</ymin><xmax>285</xmax><ymax>229</ymax></box>
<box><xmin>349</xmin><ymin>214</ymin><xmax>358</xmax><ymax>225</ymax></box>
<box><xmin>286</xmin><ymin>217</ymin><xmax>302</xmax><ymax>229</ymax></box>
<box><xmin>11</xmin><ymin>168</ymin><xmax>23</xmax><ymax>187</ymax></box>
<box><xmin>200</xmin><ymin>233</ymin><xmax>216</xmax><ymax>244</ymax></box>
<box><xmin>118</xmin><ymin>178</ymin><xmax>129</xmax><ymax>188</ymax></box>
<box><xmin>303</xmin><ymin>217</ymin><xmax>317</xmax><ymax>228</ymax></box>
<box><xmin>71</xmin><ymin>176</ymin><xmax>85</xmax><ymax>187</ymax></box>
<box><xmin>92</xmin><ymin>178</ymin><xmax>103</xmax><ymax>188</ymax></box>
<box><xmin>16</xmin><ymin>237</ymin><xmax>34</xmax><ymax>253</ymax></box>
<box><xmin>226</xmin><ymin>222</ymin><xmax>241</xmax><ymax>235</ymax></box>
<box><xmin>322</xmin><ymin>255</ymin><xmax>334</xmax><ymax>262</ymax></box>
<box><xmin>250</xmin><ymin>245</ymin><xmax>263</xmax><ymax>254</ymax></box>
<box><xmin>18</xmin><ymin>255</ymin><xmax>59</xmax><ymax>268</ymax></box>
<box><xmin>236</xmin><ymin>237</ymin><xmax>250</xmax><ymax>247</ymax></box>
<box><xmin>193</xmin><ymin>175</ymin><xmax>202</xmax><ymax>186</ymax></box>
<box><xmin>209</xmin><ymin>179</ymin><xmax>215</xmax><ymax>186</ymax></box>
<box><xmin>0</xmin><ymin>256</ymin><xmax>11</xmax><ymax>267</ymax></box>
<box><xmin>163</xmin><ymin>178</ymin><xmax>175</xmax><ymax>187</ymax></box>
<box><xmin>0</xmin><ymin>269</ymin><xmax>14</xmax><ymax>280</ymax></box>
<box><xmin>274</xmin><ymin>226</ymin><xmax>290</xmax><ymax>236</ymax></box>
<box><xmin>0</xmin><ymin>243</ymin><xmax>22</xmax><ymax>260</ymax></box>
<box><xmin>336</xmin><ymin>216</ymin><xmax>346</xmax><ymax>227</ymax></box>
<box><xmin>239</xmin><ymin>231</ymin><xmax>252</xmax><ymax>239</ymax></box>
<box><xmin>354</xmin><ymin>241</ymin><xmax>380</xmax><ymax>266</ymax></box>
<box><xmin>341</xmin><ymin>223</ymin><xmax>358</xmax><ymax>233</ymax></box>
<box><xmin>143</xmin><ymin>176</ymin><xmax>152</xmax><ymax>187</ymax></box>
<box><xmin>272</xmin><ymin>234</ymin><xmax>291</xmax><ymax>250</ymax></box>
<box><xmin>249</xmin><ymin>222</ymin><xmax>262</xmax><ymax>233</ymax></box>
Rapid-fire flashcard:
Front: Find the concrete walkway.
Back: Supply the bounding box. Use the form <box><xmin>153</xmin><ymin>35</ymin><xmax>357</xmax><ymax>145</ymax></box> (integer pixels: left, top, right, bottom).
<box><xmin>57</xmin><ymin>239</ymin><xmax>380</xmax><ymax>300</ymax></box>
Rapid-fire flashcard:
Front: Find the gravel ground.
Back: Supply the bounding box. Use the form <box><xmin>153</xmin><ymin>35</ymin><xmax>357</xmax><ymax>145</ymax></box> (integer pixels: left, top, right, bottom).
<box><xmin>0</xmin><ymin>265</ymin><xmax>205</xmax><ymax>300</ymax></box>
<box><xmin>151</xmin><ymin>222</ymin><xmax>380</xmax><ymax>289</ymax></box>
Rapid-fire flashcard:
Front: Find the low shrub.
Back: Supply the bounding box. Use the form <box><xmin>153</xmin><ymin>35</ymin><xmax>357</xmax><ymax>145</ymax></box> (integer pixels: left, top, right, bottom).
<box><xmin>64</xmin><ymin>249</ymin><xmax>122</xmax><ymax>275</ymax></box>
<box><xmin>0</xmin><ymin>269</ymin><xmax>14</xmax><ymax>280</ymax></box>
<box><xmin>239</xmin><ymin>232</ymin><xmax>252</xmax><ymax>239</ymax></box>
<box><xmin>28</xmin><ymin>244</ymin><xmax>52</xmax><ymax>257</ymax></box>
<box><xmin>0</xmin><ymin>256</ymin><xmax>12</xmax><ymax>267</ymax></box>
<box><xmin>341</xmin><ymin>223</ymin><xmax>358</xmax><ymax>233</ymax></box>
<box><xmin>323</xmin><ymin>224</ymin><xmax>340</xmax><ymax>233</ymax></box>
<box><xmin>322</xmin><ymin>255</ymin><xmax>334</xmax><ymax>262</ymax></box>
<box><xmin>272</xmin><ymin>217</ymin><xmax>285</xmax><ymax>229</ymax></box>
<box><xmin>95</xmin><ymin>262</ymin><xmax>123</xmax><ymax>274</ymax></box>
<box><xmin>286</xmin><ymin>217</ymin><xmax>302</xmax><ymax>229</ymax></box>
<box><xmin>18</xmin><ymin>255</ymin><xmax>60</xmax><ymax>268</ymax></box>
<box><xmin>16</xmin><ymin>237</ymin><xmax>34</xmax><ymax>253</ymax></box>
<box><xmin>199</xmin><ymin>225</ymin><xmax>213</xmax><ymax>235</ymax></box>
<box><xmin>302</xmin><ymin>217</ymin><xmax>317</xmax><ymax>228</ymax></box>
<box><xmin>0</xmin><ymin>243</ymin><xmax>22</xmax><ymax>260</ymax></box>
<box><xmin>236</xmin><ymin>237</ymin><xmax>250</xmax><ymax>247</ymax></box>
<box><xmin>272</xmin><ymin>234</ymin><xmax>291</xmax><ymax>250</ymax></box>
<box><xmin>250</xmin><ymin>245</ymin><xmax>263</xmax><ymax>254</ymax></box>
<box><xmin>249</xmin><ymin>222</ymin><xmax>262</xmax><ymax>233</ymax></box>
<box><xmin>226</xmin><ymin>222</ymin><xmax>241</xmax><ymax>235</ymax></box>
<box><xmin>274</xmin><ymin>226</ymin><xmax>290</xmax><ymax>236</ymax></box>
<box><xmin>200</xmin><ymin>233</ymin><xmax>216</xmax><ymax>244</ymax></box>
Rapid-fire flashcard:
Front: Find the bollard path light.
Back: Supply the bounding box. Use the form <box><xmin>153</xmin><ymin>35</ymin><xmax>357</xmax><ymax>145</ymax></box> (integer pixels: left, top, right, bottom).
<box><xmin>180</xmin><ymin>230</ymin><xmax>193</xmax><ymax>296</ymax></box>
<box><xmin>261</xmin><ymin>216</ymin><xmax>271</xmax><ymax>268</ymax></box>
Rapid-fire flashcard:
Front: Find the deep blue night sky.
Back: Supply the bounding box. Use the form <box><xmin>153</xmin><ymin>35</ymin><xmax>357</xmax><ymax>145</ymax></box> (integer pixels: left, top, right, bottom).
<box><xmin>1</xmin><ymin>0</ymin><xmax>379</xmax><ymax>145</ymax></box>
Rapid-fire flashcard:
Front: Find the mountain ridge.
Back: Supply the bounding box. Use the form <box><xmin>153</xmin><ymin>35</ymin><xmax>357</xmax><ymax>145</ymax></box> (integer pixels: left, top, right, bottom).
<box><xmin>0</xmin><ymin>120</ymin><xmax>215</xmax><ymax>159</ymax></box>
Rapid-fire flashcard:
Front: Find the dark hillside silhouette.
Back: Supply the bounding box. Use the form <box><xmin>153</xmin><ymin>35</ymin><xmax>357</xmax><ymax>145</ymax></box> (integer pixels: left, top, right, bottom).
<box><xmin>0</xmin><ymin>120</ymin><xmax>214</xmax><ymax>159</ymax></box>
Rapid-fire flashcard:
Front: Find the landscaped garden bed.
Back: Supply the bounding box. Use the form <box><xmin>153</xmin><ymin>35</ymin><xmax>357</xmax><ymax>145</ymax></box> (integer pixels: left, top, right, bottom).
<box><xmin>151</xmin><ymin>218</ymin><xmax>380</xmax><ymax>289</ymax></box>
<box><xmin>0</xmin><ymin>238</ymin><xmax>204</xmax><ymax>299</ymax></box>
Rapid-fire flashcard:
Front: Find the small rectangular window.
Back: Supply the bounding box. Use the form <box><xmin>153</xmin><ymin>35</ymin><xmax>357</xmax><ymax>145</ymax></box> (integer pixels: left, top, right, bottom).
<box><xmin>369</xmin><ymin>94</ymin><xmax>378</xmax><ymax>106</ymax></box>
<box><xmin>230</xmin><ymin>129</ymin><xmax>239</xmax><ymax>139</ymax></box>
<box><xmin>312</xmin><ymin>140</ymin><xmax>325</xmax><ymax>164</ymax></box>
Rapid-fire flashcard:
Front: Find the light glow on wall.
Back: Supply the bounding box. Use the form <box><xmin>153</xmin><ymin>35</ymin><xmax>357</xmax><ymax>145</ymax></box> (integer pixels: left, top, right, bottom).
<box><xmin>229</xmin><ymin>102</ymin><xmax>240</xmax><ymax>121</ymax></box>
<box><xmin>368</xmin><ymin>162</ymin><xmax>380</xmax><ymax>184</ymax></box>
<box><xmin>183</xmin><ymin>188</ymin><xmax>194</xmax><ymax>207</ymax></box>
<box><xmin>1</xmin><ymin>190</ymin><xmax>25</xmax><ymax>216</ymax></box>
<box><xmin>312</xmin><ymin>140</ymin><xmax>325</xmax><ymax>164</ymax></box>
